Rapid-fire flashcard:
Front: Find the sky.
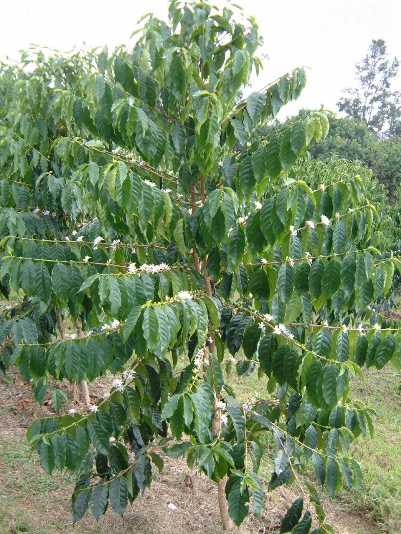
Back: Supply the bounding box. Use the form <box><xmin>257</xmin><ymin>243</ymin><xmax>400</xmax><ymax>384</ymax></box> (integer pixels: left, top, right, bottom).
<box><xmin>1</xmin><ymin>0</ymin><xmax>400</xmax><ymax>117</ymax></box>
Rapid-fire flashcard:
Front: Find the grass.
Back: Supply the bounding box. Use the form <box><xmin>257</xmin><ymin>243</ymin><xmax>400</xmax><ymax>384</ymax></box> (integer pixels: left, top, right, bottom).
<box><xmin>347</xmin><ymin>368</ymin><xmax>401</xmax><ymax>532</ymax></box>
<box><xmin>0</xmin><ymin>432</ymin><xmax>72</xmax><ymax>533</ymax></box>
<box><xmin>232</xmin><ymin>363</ymin><xmax>401</xmax><ymax>533</ymax></box>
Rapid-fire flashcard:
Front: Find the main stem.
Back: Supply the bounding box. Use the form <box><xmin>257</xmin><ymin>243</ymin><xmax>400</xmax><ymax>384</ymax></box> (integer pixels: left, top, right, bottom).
<box><xmin>75</xmin><ymin>319</ymin><xmax>91</xmax><ymax>408</ymax></box>
<box><xmin>192</xmin><ymin>180</ymin><xmax>234</xmax><ymax>531</ymax></box>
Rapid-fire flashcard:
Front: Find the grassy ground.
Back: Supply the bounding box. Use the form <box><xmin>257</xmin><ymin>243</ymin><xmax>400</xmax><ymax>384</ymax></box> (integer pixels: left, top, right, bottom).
<box><xmin>233</xmin><ymin>364</ymin><xmax>401</xmax><ymax>533</ymax></box>
<box><xmin>0</xmin><ymin>366</ymin><xmax>399</xmax><ymax>533</ymax></box>
<box><xmin>347</xmin><ymin>369</ymin><xmax>401</xmax><ymax>532</ymax></box>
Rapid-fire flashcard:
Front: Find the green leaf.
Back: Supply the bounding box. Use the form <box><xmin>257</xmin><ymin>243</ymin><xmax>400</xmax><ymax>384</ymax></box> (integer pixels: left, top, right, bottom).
<box><xmin>326</xmin><ymin>457</ymin><xmax>341</xmax><ymax>497</ymax></box>
<box><xmin>123</xmin><ymin>305</ymin><xmax>142</xmax><ymax>342</ymax></box>
<box><xmin>90</xmin><ymin>484</ymin><xmax>109</xmax><ymax>520</ymax></box>
<box><xmin>226</xmin><ymin>476</ymin><xmax>249</xmax><ymax>526</ymax></box>
<box><xmin>306</xmin><ymin>359</ymin><xmax>323</xmax><ymax>408</ymax></box>
<box><xmin>227</xmin><ymin>226</ymin><xmax>245</xmax><ymax>271</ymax></box>
<box><xmin>322</xmin><ymin>365</ymin><xmax>339</xmax><ymax>407</ymax></box>
<box><xmin>110</xmin><ymin>476</ymin><xmax>128</xmax><ymax>515</ymax></box>
<box><xmin>109</xmin><ymin>277</ymin><xmax>122</xmax><ymax>315</ymax></box>
<box><xmin>38</xmin><ymin>441</ymin><xmax>55</xmax><ymax>474</ymax></box>
<box><xmin>247</xmin><ymin>92</ymin><xmax>266</xmax><ymax>121</ymax></box>
<box><xmin>272</xmin><ymin>346</ymin><xmax>299</xmax><ymax>388</ymax></box>
<box><xmin>174</xmin><ymin>219</ymin><xmax>187</xmax><ymax>255</ymax></box>
<box><xmin>278</xmin><ymin>263</ymin><xmax>294</xmax><ymax>302</ymax></box>
<box><xmin>280</xmin><ymin>497</ymin><xmax>303</xmax><ymax>532</ymax></box>
<box><xmin>190</xmin><ymin>383</ymin><xmax>214</xmax><ymax>443</ymax></box>
<box><xmin>72</xmin><ymin>484</ymin><xmax>91</xmax><ymax>523</ymax></box>
<box><xmin>226</xmin><ymin>396</ymin><xmax>245</xmax><ymax>442</ymax></box>
<box><xmin>309</xmin><ymin>260</ymin><xmax>323</xmax><ymax>299</ymax></box>
<box><xmin>333</xmin><ymin>220</ymin><xmax>346</xmax><ymax>254</ymax></box>
<box><xmin>292</xmin><ymin>511</ymin><xmax>312</xmax><ymax>534</ymax></box>
<box><xmin>142</xmin><ymin>307</ymin><xmax>159</xmax><ymax>353</ymax></box>
<box><xmin>322</xmin><ymin>261</ymin><xmax>341</xmax><ymax>298</ymax></box>
<box><xmin>161</xmin><ymin>394</ymin><xmax>180</xmax><ymax>419</ymax></box>
<box><xmin>242</xmin><ymin>324</ymin><xmax>261</xmax><ymax>359</ymax></box>
<box><xmin>290</xmin><ymin>121</ymin><xmax>306</xmax><ymax>153</ymax></box>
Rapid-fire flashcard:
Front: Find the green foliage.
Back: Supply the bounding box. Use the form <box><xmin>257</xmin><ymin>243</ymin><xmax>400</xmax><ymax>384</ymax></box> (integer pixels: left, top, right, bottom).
<box><xmin>0</xmin><ymin>0</ymin><xmax>400</xmax><ymax>529</ymax></box>
<box><xmin>309</xmin><ymin>115</ymin><xmax>401</xmax><ymax>194</ymax></box>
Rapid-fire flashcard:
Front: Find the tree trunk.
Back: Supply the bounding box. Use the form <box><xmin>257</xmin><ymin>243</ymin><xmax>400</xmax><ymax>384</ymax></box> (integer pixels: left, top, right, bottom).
<box><xmin>75</xmin><ymin>319</ymin><xmax>91</xmax><ymax>408</ymax></box>
<box><xmin>194</xmin><ymin>181</ymin><xmax>235</xmax><ymax>531</ymax></box>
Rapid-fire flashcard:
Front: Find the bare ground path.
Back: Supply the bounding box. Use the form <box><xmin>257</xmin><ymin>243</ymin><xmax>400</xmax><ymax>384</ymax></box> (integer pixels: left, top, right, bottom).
<box><xmin>0</xmin><ymin>372</ymin><xmax>379</xmax><ymax>534</ymax></box>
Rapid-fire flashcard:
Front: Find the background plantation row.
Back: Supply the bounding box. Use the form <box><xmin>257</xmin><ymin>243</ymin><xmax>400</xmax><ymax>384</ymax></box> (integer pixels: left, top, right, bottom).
<box><xmin>1</xmin><ymin>1</ymin><xmax>401</xmax><ymax>532</ymax></box>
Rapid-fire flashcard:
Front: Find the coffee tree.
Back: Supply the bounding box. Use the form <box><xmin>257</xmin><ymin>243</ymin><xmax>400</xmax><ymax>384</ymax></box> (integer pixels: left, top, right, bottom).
<box><xmin>1</xmin><ymin>1</ymin><xmax>400</xmax><ymax>531</ymax></box>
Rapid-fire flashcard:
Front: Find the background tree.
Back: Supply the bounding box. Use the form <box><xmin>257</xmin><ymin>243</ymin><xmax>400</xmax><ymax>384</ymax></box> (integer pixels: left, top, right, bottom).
<box><xmin>337</xmin><ymin>39</ymin><xmax>401</xmax><ymax>137</ymax></box>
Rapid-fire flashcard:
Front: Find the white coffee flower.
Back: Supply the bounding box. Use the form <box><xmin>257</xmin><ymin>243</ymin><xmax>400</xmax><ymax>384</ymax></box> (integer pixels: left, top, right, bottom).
<box><xmin>112</xmin><ymin>378</ymin><xmax>124</xmax><ymax>392</ymax></box>
<box><xmin>342</xmin><ymin>324</ymin><xmax>348</xmax><ymax>333</ymax></box>
<box><xmin>177</xmin><ymin>290</ymin><xmax>192</xmax><ymax>302</ymax></box>
<box><xmin>144</xmin><ymin>179</ymin><xmax>156</xmax><ymax>188</ymax></box>
<box><xmin>335</xmin><ymin>212</ymin><xmax>341</xmax><ymax>220</ymax></box>
<box><xmin>161</xmin><ymin>188</ymin><xmax>172</xmax><ymax>193</ymax></box>
<box><xmin>111</xmin><ymin>239</ymin><xmax>120</xmax><ymax>249</ymax></box>
<box><xmin>89</xmin><ymin>404</ymin><xmax>98</xmax><ymax>413</ymax></box>
<box><xmin>33</xmin><ymin>207</ymin><xmax>41</xmax><ymax>214</ymax></box>
<box><xmin>273</xmin><ymin>325</ymin><xmax>282</xmax><ymax>336</ymax></box>
<box><xmin>238</xmin><ymin>216</ymin><xmax>248</xmax><ymax>225</ymax></box>
<box><xmin>93</xmin><ymin>236</ymin><xmax>104</xmax><ymax>249</ymax></box>
<box><xmin>305</xmin><ymin>252</ymin><xmax>313</xmax><ymax>265</ymax></box>
<box><xmin>194</xmin><ymin>348</ymin><xmax>204</xmax><ymax>368</ymax></box>
<box><xmin>77</xmin><ymin>235</ymin><xmax>84</xmax><ymax>242</ymax></box>
<box><xmin>288</xmin><ymin>257</ymin><xmax>295</xmax><ymax>267</ymax></box>
<box><xmin>289</xmin><ymin>225</ymin><xmax>297</xmax><ymax>237</ymax></box>
<box><xmin>72</xmin><ymin>230</ymin><xmax>77</xmax><ymax>236</ymax></box>
<box><xmin>122</xmin><ymin>369</ymin><xmax>136</xmax><ymax>382</ymax></box>
<box><xmin>65</xmin><ymin>236</ymin><xmax>70</xmax><ymax>241</ymax></box>
<box><xmin>68</xmin><ymin>408</ymin><xmax>77</xmax><ymax>415</ymax></box>
<box><xmin>320</xmin><ymin>214</ymin><xmax>331</xmax><ymax>227</ymax></box>
<box><xmin>43</xmin><ymin>210</ymin><xmax>50</xmax><ymax>216</ymax></box>
<box><xmin>263</xmin><ymin>313</ymin><xmax>273</xmax><ymax>322</ymax></box>
<box><xmin>255</xmin><ymin>201</ymin><xmax>262</xmax><ymax>211</ymax></box>
<box><xmin>128</xmin><ymin>263</ymin><xmax>137</xmax><ymax>273</ymax></box>
<box><xmin>357</xmin><ymin>324</ymin><xmax>365</xmax><ymax>334</ymax></box>
<box><xmin>261</xmin><ymin>258</ymin><xmax>268</xmax><ymax>265</ymax></box>
<box><xmin>279</xmin><ymin>324</ymin><xmax>294</xmax><ymax>339</ymax></box>
<box><xmin>323</xmin><ymin>320</ymin><xmax>329</xmax><ymax>327</ymax></box>
<box><xmin>216</xmin><ymin>400</ymin><xmax>226</xmax><ymax>411</ymax></box>
<box><xmin>373</xmin><ymin>323</ymin><xmax>381</xmax><ymax>331</ymax></box>
<box><xmin>221</xmin><ymin>413</ymin><xmax>228</xmax><ymax>426</ymax></box>
<box><xmin>82</xmin><ymin>255</ymin><xmax>91</xmax><ymax>263</ymax></box>
<box><xmin>305</xmin><ymin>220</ymin><xmax>315</xmax><ymax>230</ymax></box>
<box><xmin>109</xmin><ymin>436</ymin><xmax>116</xmax><ymax>443</ymax></box>
<box><xmin>243</xmin><ymin>401</ymin><xmax>253</xmax><ymax>412</ymax></box>
<box><xmin>110</xmin><ymin>319</ymin><xmax>120</xmax><ymax>330</ymax></box>
<box><xmin>319</xmin><ymin>183</ymin><xmax>326</xmax><ymax>191</ymax></box>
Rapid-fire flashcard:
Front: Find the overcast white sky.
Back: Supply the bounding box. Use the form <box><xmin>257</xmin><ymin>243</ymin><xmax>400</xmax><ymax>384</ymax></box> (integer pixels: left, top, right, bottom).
<box><xmin>1</xmin><ymin>1</ymin><xmax>400</xmax><ymax>116</ymax></box>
